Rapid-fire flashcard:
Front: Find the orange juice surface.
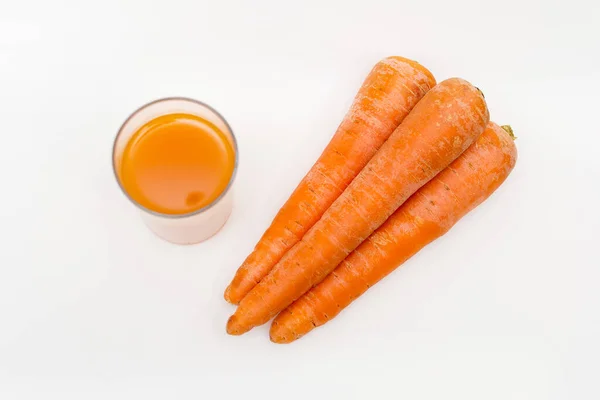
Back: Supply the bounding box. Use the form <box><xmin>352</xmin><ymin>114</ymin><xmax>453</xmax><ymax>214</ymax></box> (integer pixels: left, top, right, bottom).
<box><xmin>120</xmin><ymin>113</ymin><xmax>235</xmax><ymax>215</ymax></box>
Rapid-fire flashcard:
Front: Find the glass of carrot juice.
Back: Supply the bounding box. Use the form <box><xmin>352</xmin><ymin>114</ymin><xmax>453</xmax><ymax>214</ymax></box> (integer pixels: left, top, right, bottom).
<box><xmin>112</xmin><ymin>98</ymin><xmax>238</xmax><ymax>244</ymax></box>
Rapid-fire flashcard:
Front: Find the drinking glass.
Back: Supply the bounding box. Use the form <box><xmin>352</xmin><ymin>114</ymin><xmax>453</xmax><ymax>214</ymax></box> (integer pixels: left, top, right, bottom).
<box><xmin>112</xmin><ymin>98</ymin><xmax>238</xmax><ymax>244</ymax></box>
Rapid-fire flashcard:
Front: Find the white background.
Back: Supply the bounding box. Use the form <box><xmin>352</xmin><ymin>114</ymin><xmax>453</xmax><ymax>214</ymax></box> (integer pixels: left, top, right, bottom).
<box><xmin>1</xmin><ymin>0</ymin><xmax>599</xmax><ymax>399</ymax></box>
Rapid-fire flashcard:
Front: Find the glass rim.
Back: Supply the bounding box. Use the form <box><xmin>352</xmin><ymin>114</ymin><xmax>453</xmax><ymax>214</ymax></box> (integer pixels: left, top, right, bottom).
<box><xmin>112</xmin><ymin>96</ymin><xmax>239</xmax><ymax>220</ymax></box>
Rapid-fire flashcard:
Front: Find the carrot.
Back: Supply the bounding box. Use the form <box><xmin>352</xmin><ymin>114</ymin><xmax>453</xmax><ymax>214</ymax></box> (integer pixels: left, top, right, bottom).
<box><xmin>270</xmin><ymin>123</ymin><xmax>518</xmax><ymax>343</ymax></box>
<box><xmin>224</xmin><ymin>56</ymin><xmax>436</xmax><ymax>304</ymax></box>
<box><xmin>227</xmin><ymin>78</ymin><xmax>489</xmax><ymax>335</ymax></box>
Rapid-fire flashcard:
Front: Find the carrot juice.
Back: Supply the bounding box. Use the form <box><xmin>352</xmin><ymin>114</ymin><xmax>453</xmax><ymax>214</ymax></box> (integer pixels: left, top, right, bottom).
<box><xmin>113</xmin><ymin>98</ymin><xmax>238</xmax><ymax>244</ymax></box>
<box><xmin>120</xmin><ymin>113</ymin><xmax>235</xmax><ymax>215</ymax></box>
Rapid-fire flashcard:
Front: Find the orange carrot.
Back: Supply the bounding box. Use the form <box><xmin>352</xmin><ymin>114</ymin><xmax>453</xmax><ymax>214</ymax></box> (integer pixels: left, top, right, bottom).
<box><xmin>224</xmin><ymin>57</ymin><xmax>436</xmax><ymax>304</ymax></box>
<box><xmin>270</xmin><ymin>123</ymin><xmax>518</xmax><ymax>343</ymax></box>
<box><xmin>227</xmin><ymin>78</ymin><xmax>489</xmax><ymax>334</ymax></box>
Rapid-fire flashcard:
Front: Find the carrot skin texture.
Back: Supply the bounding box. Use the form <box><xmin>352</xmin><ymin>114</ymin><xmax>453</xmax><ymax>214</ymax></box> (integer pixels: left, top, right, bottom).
<box><xmin>224</xmin><ymin>57</ymin><xmax>436</xmax><ymax>304</ymax></box>
<box><xmin>270</xmin><ymin>123</ymin><xmax>518</xmax><ymax>343</ymax></box>
<box><xmin>227</xmin><ymin>78</ymin><xmax>489</xmax><ymax>335</ymax></box>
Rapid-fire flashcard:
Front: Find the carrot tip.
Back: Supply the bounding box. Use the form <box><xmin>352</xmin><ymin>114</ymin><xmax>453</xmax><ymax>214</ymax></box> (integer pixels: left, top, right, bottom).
<box><xmin>269</xmin><ymin>331</ymin><xmax>291</xmax><ymax>344</ymax></box>
<box><xmin>223</xmin><ymin>285</ymin><xmax>237</xmax><ymax>304</ymax></box>
<box><xmin>269</xmin><ymin>321</ymin><xmax>298</xmax><ymax>344</ymax></box>
<box><xmin>226</xmin><ymin>315</ymin><xmax>249</xmax><ymax>335</ymax></box>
